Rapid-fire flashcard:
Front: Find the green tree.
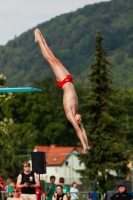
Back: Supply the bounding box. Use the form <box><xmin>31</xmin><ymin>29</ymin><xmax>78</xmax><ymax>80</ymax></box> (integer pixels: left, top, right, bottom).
<box><xmin>4</xmin><ymin>77</ymin><xmax>86</xmax><ymax>148</ymax></box>
<box><xmin>0</xmin><ymin>74</ymin><xmax>9</xmax><ymax>120</ymax></box>
<box><xmin>77</xmin><ymin>31</ymin><xmax>129</xmax><ymax>192</ymax></box>
<box><xmin>0</xmin><ymin>74</ymin><xmax>31</xmax><ymax>179</ymax></box>
<box><xmin>0</xmin><ymin>118</ymin><xmax>31</xmax><ymax>179</ymax></box>
<box><xmin>119</xmin><ymin>89</ymin><xmax>133</xmax><ymax>147</ymax></box>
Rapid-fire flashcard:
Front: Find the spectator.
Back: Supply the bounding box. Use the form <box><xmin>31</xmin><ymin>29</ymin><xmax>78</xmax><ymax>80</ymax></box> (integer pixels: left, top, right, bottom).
<box><xmin>45</xmin><ymin>176</ymin><xmax>56</xmax><ymax>200</ymax></box>
<box><xmin>36</xmin><ymin>187</ymin><xmax>45</xmax><ymax>200</ymax></box>
<box><xmin>16</xmin><ymin>161</ymin><xmax>40</xmax><ymax>200</ymax></box>
<box><xmin>3</xmin><ymin>179</ymin><xmax>11</xmax><ymax>200</ymax></box>
<box><xmin>0</xmin><ymin>178</ymin><xmax>4</xmax><ymax>190</ymax></box>
<box><xmin>110</xmin><ymin>182</ymin><xmax>132</xmax><ymax>200</ymax></box>
<box><xmin>7</xmin><ymin>179</ymin><xmax>16</xmax><ymax>198</ymax></box>
<box><xmin>58</xmin><ymin>177</ymin><xmax>70</xmax><ymax>200</ymax></box>
<box><xmin>7</xmin><ymin>187</ymin><xmax>23</xmax><ymax>200</ymax></box>
<box><xmin>70</xmin><ymin>182</ymin><xmax>79</xmax><ymax>200</ymax></box>
<box><xmin>52</xmin><ymin>185</ymin><xmax>67</xmax><ymax>200</ymax></box>
<box><xmin>0</xmin><ymin>178</ymin><xmax>4</xmax><ymax>200</ymax></box>
<box><xmin>18</xmin><ymin>188</ymin><xmax>22</xmax><ymax>198</ymax></box>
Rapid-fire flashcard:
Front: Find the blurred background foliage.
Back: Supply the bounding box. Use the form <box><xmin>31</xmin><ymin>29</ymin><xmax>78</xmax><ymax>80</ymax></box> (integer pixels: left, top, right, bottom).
<box><xmin>1</xmin><ymin>0</ymin><xmax>133</xmax><ymax>185</ymax></box>
<box><xmin>0</xmin><ymin>0</ymin><xmax>133</xmax><ymax>88</ymax></box>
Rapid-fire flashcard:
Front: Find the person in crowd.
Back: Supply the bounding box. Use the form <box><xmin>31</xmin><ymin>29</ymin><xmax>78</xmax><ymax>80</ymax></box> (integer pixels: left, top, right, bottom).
<box><xmin>36</xmin><ymin>187</ymin><xmax>45</xmax><ymax>200</ymax></box>
<box><xmin>0</xmin><ymin>177</ymin><xmax>4</xmax><ymax>200</ymax></box>
<box><xmin>45</xmin><ymin>176</ymin><xmax>56</xmax><ymax>200</ymax></box>
<box><xmin>110</xmin><ymin>182</ymin><xmax>132</xmax><ymax>200</ymax></box>
<box><xmin>58</xmin><ymin>177</ymin><xmax>70</xmax><ymax>200</ymax></box>
<box><xmin>70</xmin><ymin>182</ymin><xmax>79</xmax><ymax>200</ymax></box>
<box><xmin>7</xmin><ymin>187</ymin><xmax>23</xmax><ymax>200</ymax></box>
<box><xmin>52</xmin><ymin>185</ymin><xmax>67</xmax><ymax>200</ymax></box>
<box><xmin>34</xmin><ymin>28</ymin><xmax>90</xmax><ymax>154</ymax></box>
<box><xmin>18</xmin><ymin>188</ymin><xmax>22</xmax><ymax>198</ymax></box>
<box><xmin>3</xmin><ymin>179</ymin><xmax>11</xmax><ymax>200</ymax></box>
<box><xmin>16</xmin><ymin>161</ymin><xmax>40</xmax><ymax>200</ymax></box>
<box><xmin>7</xmin><ymin>179</ymin><xmax>16</xmax><ymax>198</ymax></box>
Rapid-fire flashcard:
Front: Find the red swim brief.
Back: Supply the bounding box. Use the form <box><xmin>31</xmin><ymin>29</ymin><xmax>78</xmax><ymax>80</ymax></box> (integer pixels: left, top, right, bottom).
<box><xmin>56</xmin><ymin>75</ymin><xmax>73</xmax><ymax>88</ymax></box>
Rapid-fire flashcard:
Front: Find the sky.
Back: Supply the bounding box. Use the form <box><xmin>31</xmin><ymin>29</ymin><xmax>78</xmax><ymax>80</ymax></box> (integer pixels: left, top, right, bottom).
<box><xmin>0</xmin><ymin>0</ymin><xmax>110</xmax><ymax>45</ymax></box>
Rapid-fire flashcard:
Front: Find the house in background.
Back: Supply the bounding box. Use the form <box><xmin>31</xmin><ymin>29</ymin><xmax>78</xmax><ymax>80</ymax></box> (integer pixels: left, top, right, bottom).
<box><xmin>32</xmin><ymin>145</ymin><xmax>85</xmax><ymax>185</ymax></box>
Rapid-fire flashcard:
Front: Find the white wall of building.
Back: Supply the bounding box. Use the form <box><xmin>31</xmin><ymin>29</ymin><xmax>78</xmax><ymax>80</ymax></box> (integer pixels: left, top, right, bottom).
<box><xmin>35</xmin><ymin>150</ymin><xmax>85</xmax><ymax>185</ymax></box>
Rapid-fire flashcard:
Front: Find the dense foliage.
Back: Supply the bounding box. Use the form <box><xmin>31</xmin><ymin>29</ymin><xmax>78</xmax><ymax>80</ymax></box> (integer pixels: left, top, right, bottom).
<box><xmin>1</xmin><ymin>0</ymin><xmax>133</xmax><ymax>186</ymax></box>
<box><xmin>76</xmin><ymin>31</ymin><xmax>132</xmax><ymax>192</ymax></box>
<box><xmin>3</xmin><ymin>77</ymin><xmax>88</xmax><ymax>149</ymax></box>
<box><xmin>0</xmin><ymin>0</ymin><xmax>133</xmax><ymax>88</ymax></box>
<box><xmin>0</xmin><ymin>75</ymin><xmax>31</xmax><ymax>178</ymax></box>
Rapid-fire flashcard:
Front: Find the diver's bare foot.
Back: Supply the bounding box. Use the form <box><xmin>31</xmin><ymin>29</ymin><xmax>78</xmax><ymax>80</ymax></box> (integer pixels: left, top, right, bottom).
<box><xmin>34</xmin><ymin>28</ymin><xmax>46</xmax><ymax>44</ymax></box>
<box><xmin>34</xmin><ymin>28</ymin><xmax>41</xmax><ymax>43</ymax></box>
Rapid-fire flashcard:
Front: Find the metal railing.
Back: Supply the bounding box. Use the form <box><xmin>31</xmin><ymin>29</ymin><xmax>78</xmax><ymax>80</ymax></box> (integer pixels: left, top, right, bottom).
<box><xmin>78</xmin><ymin>191</ymin><xmax>103</xmax><ymax>200</ymax></box>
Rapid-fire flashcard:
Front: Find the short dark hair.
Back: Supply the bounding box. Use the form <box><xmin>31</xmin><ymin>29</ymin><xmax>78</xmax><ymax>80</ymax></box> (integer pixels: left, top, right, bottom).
<box><xmin>59</xmin><ymin>177</ymin><xmax>65</xmax><ymax>183</ymax></box>
<box><xmin>50</xmin><ymin>175</ymin><xmax>56</xmax><ymax>180</ymax></box>
<box><xmin>56</xmin><ymin>185</ymin><xmax>63</xmax><ymax>189</ymax></box>
<box><xmin>11</xmin><ymin>179</ymin><xmax>16</xmax><ymax>184</ymax></box>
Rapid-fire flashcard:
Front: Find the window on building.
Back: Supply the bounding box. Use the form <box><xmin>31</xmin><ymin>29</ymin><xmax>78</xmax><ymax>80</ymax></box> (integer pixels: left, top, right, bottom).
<box><xmin>65</xmin><ymin>161</ymin><xmax>69</xmax><ymax>166</ymax></box>
<box><xmin>79</xmin><ymin>161</ymin><xmax>82</xmax><ymax>166</ymax></box>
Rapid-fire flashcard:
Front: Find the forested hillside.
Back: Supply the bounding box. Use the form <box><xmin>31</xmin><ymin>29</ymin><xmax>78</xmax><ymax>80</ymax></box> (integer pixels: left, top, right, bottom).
<box><xmin>0</xmin><ymin>0</ymin><xmax>133</xmax><ymax>88</ymax></box>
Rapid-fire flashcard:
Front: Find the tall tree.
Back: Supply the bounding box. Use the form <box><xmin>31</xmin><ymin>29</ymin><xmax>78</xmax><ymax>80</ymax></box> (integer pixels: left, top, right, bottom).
<box><xmin>77</xmin><ymin>31</ymin><xmax>129</xmax><ymax>192</ymax></box>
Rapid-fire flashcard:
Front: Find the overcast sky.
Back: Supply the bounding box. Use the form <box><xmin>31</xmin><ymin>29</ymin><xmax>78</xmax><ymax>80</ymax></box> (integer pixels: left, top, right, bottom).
<box><xmin>0</xmin><ymin>0</ymin><xmax>110</xmax><ymax>45</ymax></box>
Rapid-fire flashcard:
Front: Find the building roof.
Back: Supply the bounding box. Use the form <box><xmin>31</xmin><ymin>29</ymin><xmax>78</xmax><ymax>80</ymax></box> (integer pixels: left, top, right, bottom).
<box><xmin>34</xmin><ymin>145</ymin><xmax>82</xmax><ymax>166</ymax></box>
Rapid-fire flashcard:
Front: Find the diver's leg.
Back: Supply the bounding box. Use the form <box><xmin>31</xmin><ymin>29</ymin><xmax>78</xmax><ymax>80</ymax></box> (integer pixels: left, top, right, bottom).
<box><xmin>34</xmin><ymin>28</ymin><xmax>70</xmax><ymax>81</ymax></box>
